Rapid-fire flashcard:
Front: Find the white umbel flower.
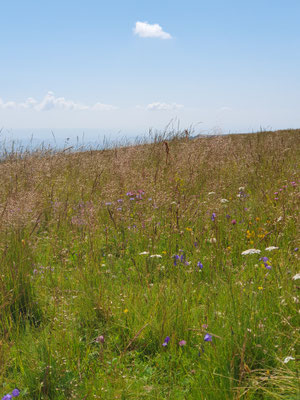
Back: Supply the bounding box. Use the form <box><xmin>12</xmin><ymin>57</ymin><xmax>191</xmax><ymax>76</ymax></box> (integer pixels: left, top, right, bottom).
<box><xmin>139</xmin><ymin>251</ymin><xmax>149</xmax><ymax>255</ymax></box>
<box><xmin>265</xmin><ymin>246</ymin><xmax>279</xmax><ymax>251</ymax></box>
<box><xmin>150</xmin><ymin>254</ymin><xmax>162</xmax><ymax>258</ymax></box>
<box><xmin>221</xmin><ymin>199</ymin><xmax>229</xmax><ymax>203</ymax></box>
<box><xmin>283</xmin><ymin>356</ymin><xmax>295</xmax><ymax>364</ymax></box>
<box><xmin>292</xmin><ymin>273</ymin><xmax>300</xmax><ymax>281</ymax></box>
<box><xmin>241</xmin><ymin>249</ymin><xmax>261</xmax><ymax>255</ymax></box>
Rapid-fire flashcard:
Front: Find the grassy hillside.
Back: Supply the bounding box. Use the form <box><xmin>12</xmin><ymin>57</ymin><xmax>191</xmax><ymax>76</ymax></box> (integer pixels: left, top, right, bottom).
<box><xmin>0</xmin><ymin>129</ymin><xmax>299</xmax><ymax>399</ymax></box>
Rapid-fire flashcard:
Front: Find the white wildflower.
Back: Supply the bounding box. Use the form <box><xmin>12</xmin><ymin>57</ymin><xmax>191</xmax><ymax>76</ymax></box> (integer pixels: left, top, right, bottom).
<box><xmin>283</xmin><ymin>356</ymin><xmax>295</xmax><ymax>364</ymax></box>
<box><xmin>208</xmin><ymin>192</ymin><xmax>215</xmax><ymax>195</ymax></box>
<box><xmin>221</xmin><ymin>199</ymin><xmax>229</xmax><ymax>203</ymax></box>
<box><xmin>241</xmin><ymin>249</ymin><xmax>261</xmax><ymax>255</ymax></box>
<box><xmin>150</xmin><ymin>254</ymin><xmax>162</xmax><ymax>258</ymax></box>
<box><xmin>237</xmin><ymin>193</ymin><xmax>242</xmax><ymax>198</ymax></box>
<box><xmin>265</xmin><ymin>246</ymin><xmax>279</xmax><ymax>251</ymax></box>
<box><xmin>209</xmin><ymin>238</ymin><xmax>217</xmax><ymax>244</ymax></box>
<box><xmin>139</xmin><ymin>251</ymin><xmax>149</xmax><ymax>255</ymax></box>
<box><xmin>239</xmin><ymin>186</ymin><xmax>245</xmax><ymax>191</ymax></box>
<box><xmin>277</xmin><ymin>216</ymin><xmax>283</xmax><ymax>222</ymax></box>
<box><xmin>292</xmin><ymin>273</ymin><xmax>300</xmax><ymax>281</ymax></box>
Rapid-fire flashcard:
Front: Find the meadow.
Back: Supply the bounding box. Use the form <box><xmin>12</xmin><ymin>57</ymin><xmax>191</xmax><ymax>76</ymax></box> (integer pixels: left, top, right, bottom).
<box><xmin>0</xmin><ymin>129</ymin><xmax>299</xmax><ymax>399</ymax></box>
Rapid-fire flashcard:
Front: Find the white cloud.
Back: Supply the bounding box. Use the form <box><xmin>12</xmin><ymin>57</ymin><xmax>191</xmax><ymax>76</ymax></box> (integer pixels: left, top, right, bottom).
<box><xmin>0</xmin><ymin>92</ymin><xmax>117</xmax><ymax>112</ymax></box>
<box><xmin>133</xmin><ymin>21</ymin><xmax>172</xmax><ymax>39</ymax></box>
<box><xmin>20</xmin><ymin>97</ymin><xmax>38</xmax><ymax>109</ymax></box>
<box><xmin>92</xmin><ymin>102</ymin><xmax>118</xmax><ymax>111</ymax></box>
<box><xmin>0</xmin><ymin>98</ymin><xmax>16</xmax><ymax>109</ymax></box>
<box><xmin>146</xmin><ymin>102</ymin><xmax>183</xmax><ymax>111</ymax></box>
<box><xmin>35</xmin><ymin>91</ymin><xmax>89</xmax><ymax>111</ymax></box>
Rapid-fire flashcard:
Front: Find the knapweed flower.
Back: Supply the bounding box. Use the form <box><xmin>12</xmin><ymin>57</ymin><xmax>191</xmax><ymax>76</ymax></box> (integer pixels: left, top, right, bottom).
<box><xmin>204</xmin><ymin>334</ymin><xmax>212</xmax><ymax>342</ymax></box>
<box><xmin>95</xmin><ymin>335</ymin><xmax>105</xmax><ymax>343</ymax></box>
<box><xmin>231</xmin><ymin>219</ymin><xmax>237</xmax><ymax>225</ymax></box>
<box><xmin>179</xmin><ymin>340</ymin><xmax>186</xmax><ymax>346</ymax></box>
<box><xmin>197</xmin><ymin>261</ymin><xmax>203</xmax><ymax>269</ymax></box>
<box><xmin>241</xmin><ymin>249</ymin><xmax>261</xmax><ymax>255</ymax></box>
<box><xmin>265</xmin><ymin>246</ymin><xmax>279</xmax><ymax>251</ymax></box>
<box><xmin>162</xmin><ymin>336</ymin><xmax>170</xmax><ymax>346</ymax></box>
<box><xmin>211</xmin><ymin>213</ymin><xmax>216</xmax><ymax>221</ymax></box>
<box><xmin>292</xmin><ymin>273</ymin><xmax>300</xmax><ymax>281</ymax></box>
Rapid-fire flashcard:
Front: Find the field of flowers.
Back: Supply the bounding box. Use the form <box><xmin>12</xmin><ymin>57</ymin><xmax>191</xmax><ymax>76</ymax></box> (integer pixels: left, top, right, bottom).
<box><xmin>0</xmin><ymin>129</ymin><xmax>299</xmax><ymax>399</ymax></box>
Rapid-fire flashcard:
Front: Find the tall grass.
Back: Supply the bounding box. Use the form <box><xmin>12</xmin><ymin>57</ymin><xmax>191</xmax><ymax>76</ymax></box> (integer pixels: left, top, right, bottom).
<box><xmin>0</xmin><ymin>129</ymin><xmax>299</xmax><ymax>399</ymax></box>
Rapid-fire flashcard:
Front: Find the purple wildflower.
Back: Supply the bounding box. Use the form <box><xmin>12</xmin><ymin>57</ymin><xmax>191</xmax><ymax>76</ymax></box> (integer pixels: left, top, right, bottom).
<box><xmin>231</xmin><ymin>219</ymin><xmax>237</xmax><ymax>225</ymax></box>
<box><xmin>162</xmin><ymin>336</ymin><xmax>170</xmax><ymax>346</ymax></box>
<box><xmin>204</xmin><ymin>334</ymin><xmax>212</xmax><ymax>342</ymax></box>
<box><xmin>179</xmin><ymin>340</ymin><xmax>186</xmax><ymax>346</ymax></box>
<box><xmin>173</xmin><ymin>255</ymin><xmax>180</xmax><ymax>266</ymax></box>
<box><xmin>259</xmin><ymin>256</ymin><xmax>269</xmax><ymax>263</ymax></box>
<box><xmin>2</xmin><ymin>395</ymin><xmax>12</xmax><ymax>400</ymax></box>
<box><xmin>226</xmin><ymin>214</ymin><xmax>231</xmax><ymax>219</ymax></box>
<box><xmin>11</xmin><ymin>389</ymin><xmax>20</xmax><ymax>397</ymax></box>
<box><xmin>211</xmin><ymin>213</ymin><xmax>216</xmax><ymax>221</ymax></box>
<box><xmin>197</xmin><ymin>261</ymin><xmax>203</xmax><ymax>269</ymax></box>
<box><xmin>294</xmin><ymin>248</ymin><xmax>299</xmax><ymax>252</ymax></box>
<box><xmin>265</xmin><ymin>264</ymin><xmax>272</xmax><ymax>270</ymax></box>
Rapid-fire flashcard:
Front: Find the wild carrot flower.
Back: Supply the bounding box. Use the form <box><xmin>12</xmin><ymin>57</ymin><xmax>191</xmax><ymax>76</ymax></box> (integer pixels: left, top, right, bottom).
<box><xmin>241</xmin><ymin>249</ymin><xmax>261</xmax><ymax>255</ymax></box>
<box><xmin>292</xmin><ymin>273</ymin><xmax>300</xmax><ymax>281</ymax></box>
<box><xmin>265</xmin><ymin>246</ymin><xmax>279</xmax><ymax>251</ymax></box>
<box><xmin>283</xmin><ymin>356</ymin><xmax>295</xmax><ymax>363</ymax></box>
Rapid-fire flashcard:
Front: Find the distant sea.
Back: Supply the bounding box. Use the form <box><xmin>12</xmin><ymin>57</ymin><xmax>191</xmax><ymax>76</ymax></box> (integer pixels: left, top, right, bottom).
<box><xmin>0</xmin><ymin>128</ymin><xmax>143</xmax><ymax>152</ymax></box>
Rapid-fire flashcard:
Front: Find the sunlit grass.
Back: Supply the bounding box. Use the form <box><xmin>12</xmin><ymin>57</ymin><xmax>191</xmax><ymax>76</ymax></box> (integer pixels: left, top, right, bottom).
<box><xmin>0</xmin><ymin>129</ymin><xmax>299</xmax><ymax>399</ymax></box>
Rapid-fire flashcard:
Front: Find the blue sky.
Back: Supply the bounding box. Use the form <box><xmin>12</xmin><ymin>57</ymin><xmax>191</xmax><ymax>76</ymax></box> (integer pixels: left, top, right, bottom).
<box><xmin>1</xmin><ymin>0</ymin><xmax>300</xmax><ymax>141</ymax></box>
